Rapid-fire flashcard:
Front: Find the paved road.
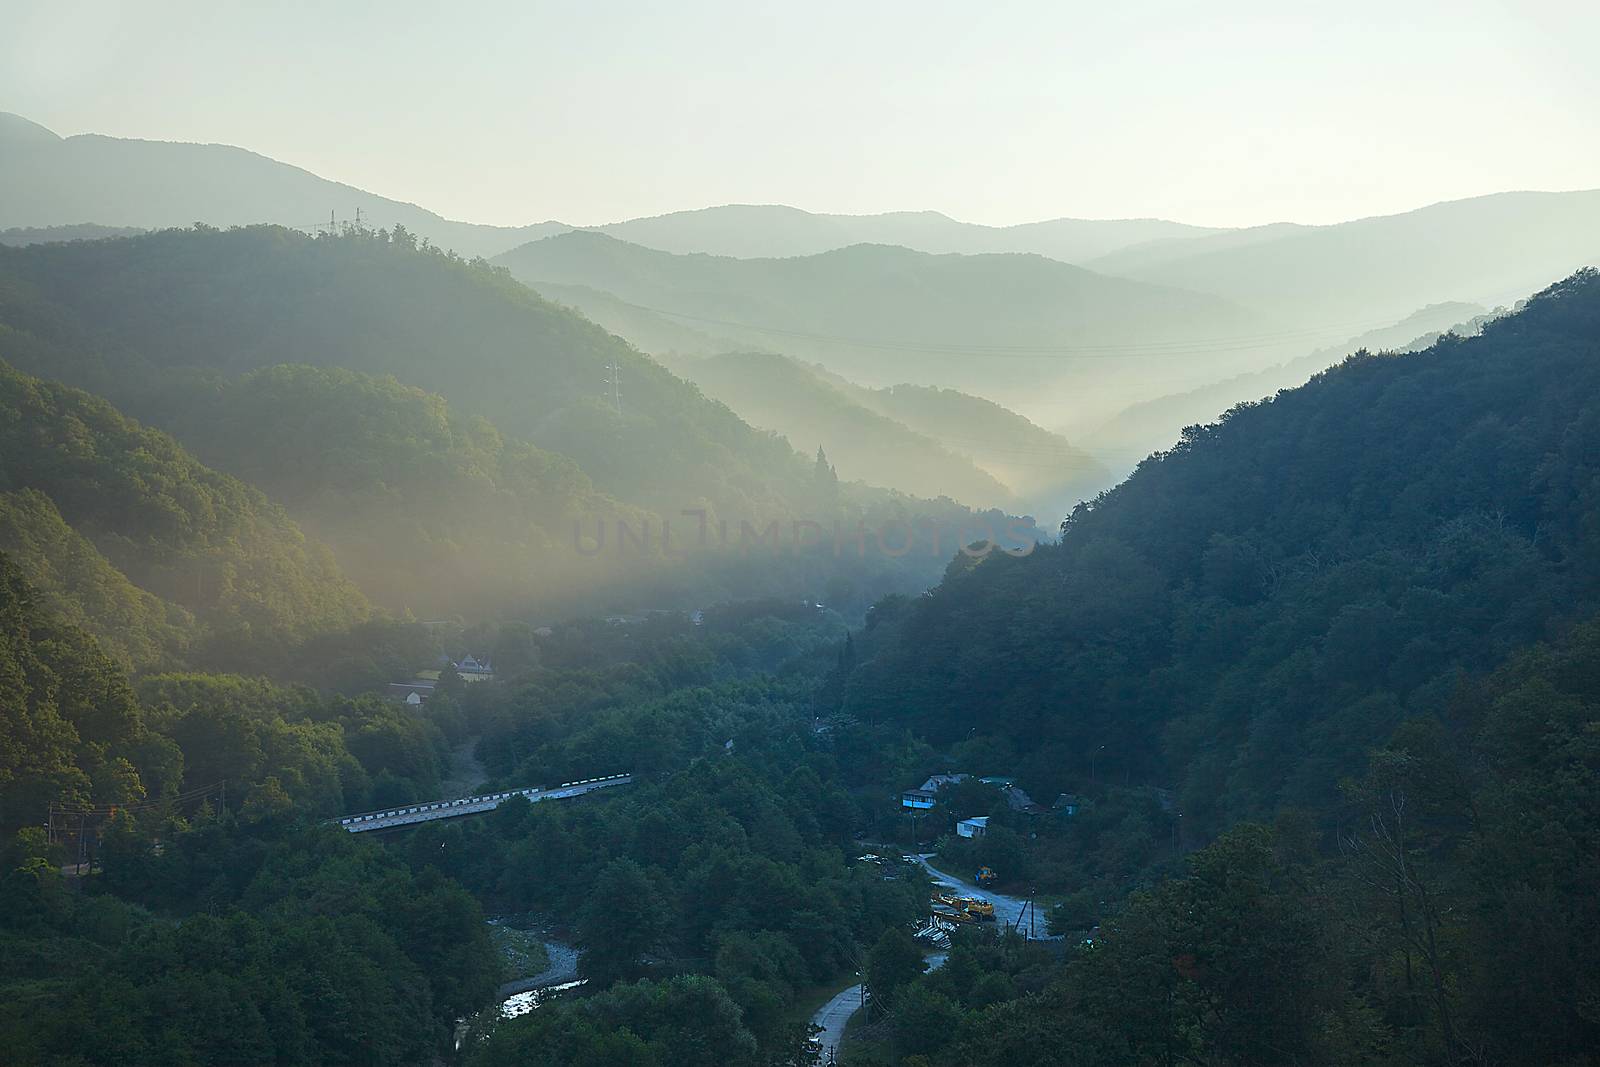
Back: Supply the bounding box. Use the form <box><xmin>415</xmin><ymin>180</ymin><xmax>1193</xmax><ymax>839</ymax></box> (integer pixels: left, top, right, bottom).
<box><xmin>916</xmin><ymin>854</ymin><xmax>1045</xmax><ymax>936</ymax></box>
<box><xmin>807</xmin><ymin>855</ymin><xmax>1043</xmax><ymax>1061</ymax></box>
<box><xmin>808</xmin><ymin>950</ymin><xmax>948</xmax><ymax>1063</ymax></box>
<box><xmin>811</xmin><ymin>981</ymin><xmax>865</xmax><ymax>1061</ymax></box>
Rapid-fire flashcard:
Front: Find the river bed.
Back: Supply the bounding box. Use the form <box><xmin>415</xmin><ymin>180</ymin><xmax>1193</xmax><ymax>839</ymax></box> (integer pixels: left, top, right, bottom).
<box><xmin>455</xmin><ymin>920</ymin><xmax>586</xmax><ymax>1051</ymax></box>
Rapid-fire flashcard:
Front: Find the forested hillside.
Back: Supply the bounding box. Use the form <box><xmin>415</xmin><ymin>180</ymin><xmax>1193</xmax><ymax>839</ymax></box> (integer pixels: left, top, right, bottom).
<box><xmin>1083</xmin><ymin>300</ymin><xmax>1496</xmax><ymax>468</ymax></box>
<box><xmin>796</xmin><ymin>269</ymin><xmax>1600</xmax><ymax>1066</ymax></box>
<box><xmin>674</xmin><ymin>352</ymin><xmax>1109</xmax><ymax>516</ymax></box>
<box><xmin>0</xmin><ymin>489</ymin><xmax>194</xmax><ymax>669</ymax></box>
<box><xmin>841</xmin><ymin>270</ymin><xmax>1600</xmax><ymax>825</ymax></box>
<box><xmin>844</xmin><ymin>380</ymin><xmax>1109</xmax><ymax>514</ymax></box>
<box><xmin>137</xmin><ymin>364</ymin><xmax>653</xmax><ymax>618</ymax></box>
<box><xmin>0</xmin><ymin>226</ymin><xmax>1033</xmax><ymax>618</ymax></box>
<box><xmin>671</xmin><ymin>352</ymin><xmax>1014</xmax><ymax>506</ymax></box>
<box><xmin>4</xmin><ymin>269</ymin><xmax>1596</xmax><ymax>1067</ymax></box>
<box><xmin>0</xmin><ymin>224</ymin><xmax>796</xmax><ymax>519</ymax></box>
<box><xmin>0</xmin><ymin>360</ymin><xmax>368</xmax><ymax>667</ymax></box>
<box><xmin>0</xmin><ymin>550</ymin><xmax>513</xmax><ymax>1060</ymax></box>
<box><xmin>0</xmin><ymin>556</ymin><xmax>921</xmax><ymax>1064</ymax></box>
<box><xmin>0</xmin><ymin>551</ymin><xmax>150</xmax><ymax>825</ymax></box>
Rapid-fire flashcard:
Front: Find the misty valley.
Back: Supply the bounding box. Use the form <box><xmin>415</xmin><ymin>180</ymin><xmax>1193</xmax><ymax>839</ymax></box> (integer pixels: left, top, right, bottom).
<box><xmin>3</xmin><ymin>10</ymin><xmax>1600</xmax><ymax>1065</ymax></box>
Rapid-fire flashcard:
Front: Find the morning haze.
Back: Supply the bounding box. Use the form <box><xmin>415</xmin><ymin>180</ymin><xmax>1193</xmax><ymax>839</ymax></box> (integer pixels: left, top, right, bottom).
<box><xmin>2</xmin><ymin>3</ymin><xmax>1600</xmax><ymax>1065</ymax></box>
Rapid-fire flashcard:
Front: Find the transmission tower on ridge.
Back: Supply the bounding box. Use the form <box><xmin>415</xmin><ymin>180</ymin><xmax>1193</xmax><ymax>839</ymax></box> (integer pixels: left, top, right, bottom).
<box><xmin>603</xmin><ymin>360</ymin><xmax>623</xmax><ymax>417</ymax></box>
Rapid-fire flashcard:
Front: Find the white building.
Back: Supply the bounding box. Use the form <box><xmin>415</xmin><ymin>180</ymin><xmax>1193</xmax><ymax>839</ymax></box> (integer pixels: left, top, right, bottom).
<box><xmin>957</xmin><ymin>816</ymin><xmax>989</xmax><ymax>839</ymax></box>
<box><xmin>901</xmin><ymin>773</ymin><xmax>970</xmax><ymax>810</ymax></box>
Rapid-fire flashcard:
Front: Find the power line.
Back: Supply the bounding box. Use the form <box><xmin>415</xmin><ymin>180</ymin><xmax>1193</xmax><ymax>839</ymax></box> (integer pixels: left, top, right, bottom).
<box><xmin>50</xmin><ymin>780</ymin><xmax>227</xmax><ymax>818</ymax></box>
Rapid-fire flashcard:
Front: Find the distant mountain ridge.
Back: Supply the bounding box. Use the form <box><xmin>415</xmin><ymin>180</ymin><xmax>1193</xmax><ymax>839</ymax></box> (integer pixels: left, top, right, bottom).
<box><xmin>495</xmin><ymin>230</ymin><xmax>1272</xmax><ymax>421</ymax></box>
<box><xmin>0</xmin><ymin>223</ymin><xmax>147</xmax><ymax>246</ymax></box>
<box><xmin>0</xmin><ymin>112</ymin><xmax>1224</xmax><ymax>265</ymax></box>
<box><xmin>1087</xmin><ymin>189</ymin><xmax>1600</xmax><ymax>325</ymax></box>
<box><xmin>588</xmin><ymin>203</ymin><xmax>1223</xmax><ymax>262</ymax></box>
<box><xmin>5</xmin><ymin>108</ymin><xmax>1593</xmax><ymax>330</ymax></box>
<box><xmin>0</xmin><ymin>112</ymin><xmax>565</xmax><ymax>258</ymax></box>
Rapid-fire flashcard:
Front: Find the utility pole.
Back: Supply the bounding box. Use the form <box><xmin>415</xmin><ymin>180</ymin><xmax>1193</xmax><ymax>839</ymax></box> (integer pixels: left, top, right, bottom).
<box><xmin>846</xmin><ymin>944</ymin><xmax>869</xmax><ymax>1022</ymax></box>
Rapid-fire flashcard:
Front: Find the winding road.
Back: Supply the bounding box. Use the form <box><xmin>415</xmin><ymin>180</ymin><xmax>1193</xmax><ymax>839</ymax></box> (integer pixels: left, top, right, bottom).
<box><xmin>808</xmin><ymin>852</ymin><xmax>1044</xmax><ymax>1061</ymax></box>
<box><xmin>914</xmin><ymin>853</ymin><xmax>1045</xmax><ymax>936</ymax></box>
<box><xmin>809</xmin><ymin>951</ymin><xmax>948</xmax><ymax>1064</ymax></box>
<box><xmin>811</xmin><ymin>982</ymin><xmax>867</xmax><ymax>1060</ymax></box>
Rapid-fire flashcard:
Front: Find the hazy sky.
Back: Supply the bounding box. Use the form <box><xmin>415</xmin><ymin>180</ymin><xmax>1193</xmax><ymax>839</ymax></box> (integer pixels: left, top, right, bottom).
<box><xmin>4</xmin><ymin>0</ymin><xmax>1598</xmax><ymax>229</ymax></box>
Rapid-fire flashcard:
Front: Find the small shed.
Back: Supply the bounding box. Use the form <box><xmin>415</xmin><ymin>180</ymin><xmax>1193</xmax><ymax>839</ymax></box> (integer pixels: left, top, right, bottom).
<box><xmin>1053</xmin><ymin>793</ymin><xmax>1085</xmax><ymax>816</ymax></box>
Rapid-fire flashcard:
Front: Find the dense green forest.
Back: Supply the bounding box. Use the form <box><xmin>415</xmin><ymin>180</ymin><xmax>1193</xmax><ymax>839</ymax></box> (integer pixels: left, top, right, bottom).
<box><xmin>0</xmin><ymin>359</ymin><xmax>370</xmax><ymax>668</ymax></box>
<box><xmin>841</xmin><ymin>270</ymin><xmax>1600</xmax><ymax>828</ymax></box>
<box><xmin>805</xmin><ymin>272</ymin><xmax>1600</xmax><ymax>1063</ymax></box>
<box><xmin>0</xmin><ymin>488</ymin><xmax>196</xmax><ymax>668</ymax></box>
<box><xmin>3</xmin><ymin>259</ymin><xmax>1598</xmax><ymax>1065</ymax></box>
<box><xmin>0</xmin><ymin>545</ymin><xmax>458</xmax><ymax>831</ymax></box>
<box><xmin>849</xmin><ymin>618</ymin><xmax>1600</xmax><ymax>1066</ymax></box>
<box><xmin>0</xmin><ymin>555</ymin><xmax>920</xmax><ymax>1064</ymax></box>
